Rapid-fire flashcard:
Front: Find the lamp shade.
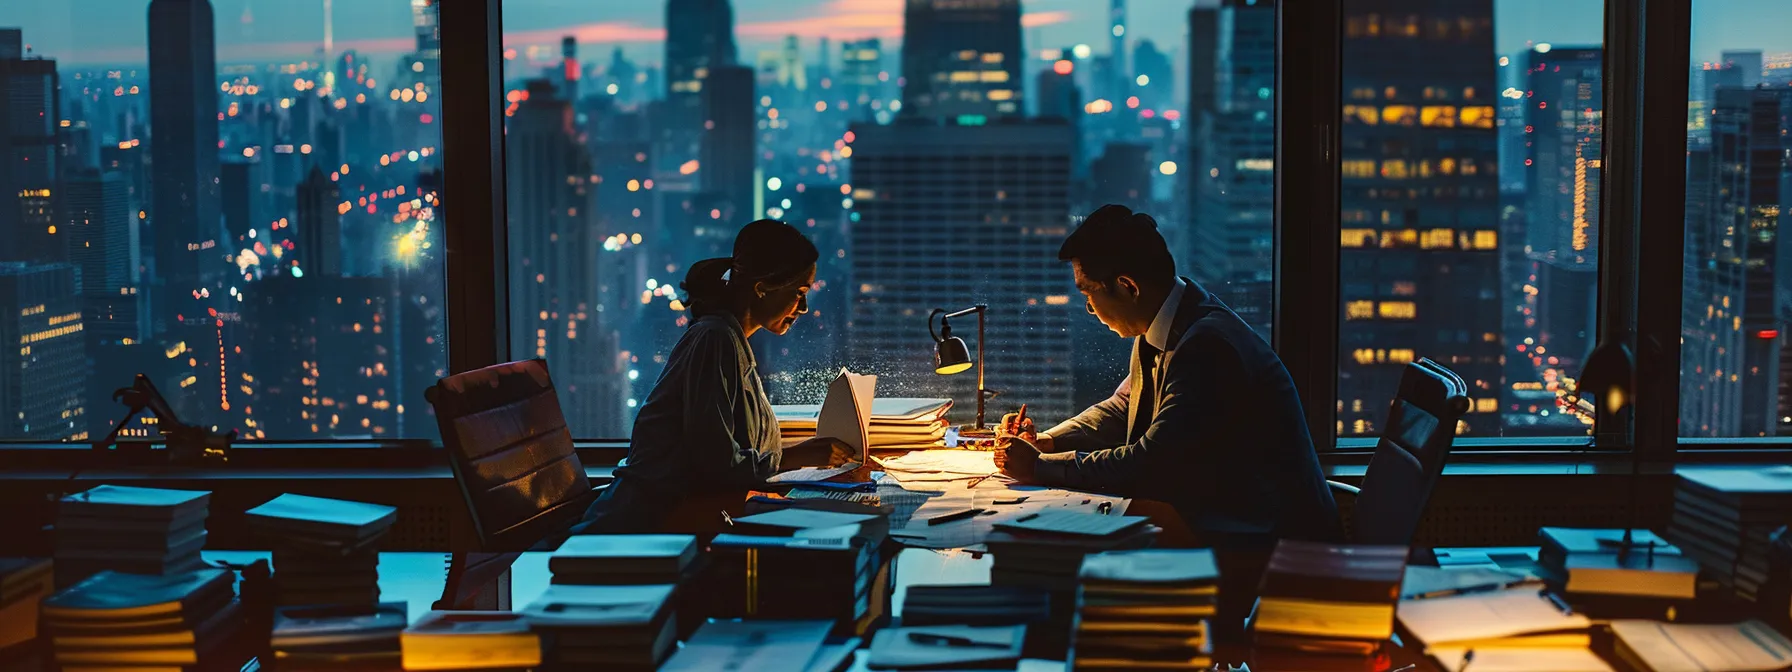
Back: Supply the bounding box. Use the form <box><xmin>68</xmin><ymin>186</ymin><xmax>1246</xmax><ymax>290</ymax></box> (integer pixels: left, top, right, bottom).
<box><xmin>935</xmin><ymin>336</ymin><xmax>973</xmax><ymax>375</ymax></box>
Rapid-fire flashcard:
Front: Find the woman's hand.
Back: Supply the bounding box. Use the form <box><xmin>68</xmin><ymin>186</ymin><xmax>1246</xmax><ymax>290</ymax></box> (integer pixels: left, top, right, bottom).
<box><xmin>780</xmin><ymin>436</ymin><xmax>856</xmax><ymax>469</ymax></box>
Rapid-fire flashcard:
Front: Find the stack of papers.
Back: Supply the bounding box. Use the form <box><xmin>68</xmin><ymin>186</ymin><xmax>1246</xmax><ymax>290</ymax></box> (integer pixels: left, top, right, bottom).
<box><xmin>867</xmin><ymin>625</ymin><xmax>1025</xmax><ymax>670</ymax></box>
<box><xmin>1071</xmin><ymin>549</ymin><xmax>1218</xmax><ymax>671</ymax></box>
<box><xmin>271</xmin><ymin>601</ymin><xmax>408</xmax><ymax>669</ymax></box>
<box><xmin>1666</xmin><ymin>466</ymin><xmax>1792</xmax><ymax>601</ymax></box>
<box><xmin>709</xmin><ymin>508</ymin><xmax>891</xmax><ymax>632</ymax></box>
<box><xmin>546</xmin><ymin>534</ymin><xmax>699</xmax><ymax>585</ymax></box>
<box><xmin>401</xmin><ymin>611</ymin><xmax>540</xmax><ymax>671</ymax></box>
<box><xmin>247</xmin><ymin>493</ymin><xmax>398</xmax><ymax>608</ymax></box>
<box><xmin>903</xmin><ymin>585</ymin><xmax>1052</xmax><ymax>628</ymax></box>
<box><xmin>873</xmin><ymin>449</ymin><xmax>1001</xmax><ymax>484</ymax></box>
<box><xmin>1250</xmin><ymin>540</ymin><xmax>1408</xmax><ymax>656</ymax></box>
<box><xmin>55</xmin><ymin>485</ymin><xmax>211</xmax><ymax>587</ymax></box>
<box><xmin>42</xmin><ymin>569</ymin><xmax>242</xmax><ymax>669</ymax></box>
<box><xmin>520</xmin><ymin>583</ymin><xmax>679</xmax><ymax>670</ymax></box>
<box><xmin>777</xmin><ymin>397</ymin><xmax>953</xmax><ymax>450</ymax></box>
<box><xmin>661</xmin><ymin>620</ymin><xmax>856</xmax><ymax>672</ymax></box>
<box><xmin>0</xmin><ymin>558</ymin><xmax>53</xmax><ymax>650</ymax></box>
<box><xmin>1395</xmin><ymin>586</ymin><xmax>1593</xmax><ymax>662</ymax></box>
<box><xmin>1611</xmin><ymin>619</ymin><xmax>1792</xmax><ymax>672</ymax></box>
<box><xmin>986</xmin><ymin>511</ymin><xmax>1159</xmax><ymax>592</ymax></box>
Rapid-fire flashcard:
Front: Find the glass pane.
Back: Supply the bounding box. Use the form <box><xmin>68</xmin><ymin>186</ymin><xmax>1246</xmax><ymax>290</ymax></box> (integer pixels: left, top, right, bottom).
<box><xmin>4</xmin><ymin>0</ymin><xmax>449</xmax><ymax>442</ymax></box>
<box><xmin>1339</xmin><ymin>0</ymin><xmax>1604</xmax><ymax>440</ymax></box>
<box><xmin>1679</xmin><ymin>2</ymin><xmax>1792</xmax><ymax>438</ymax></box>
<box><xmin>500</xmin><ymin>1</ymin><xmax>1243</xmax><ymax>436</ymax></box>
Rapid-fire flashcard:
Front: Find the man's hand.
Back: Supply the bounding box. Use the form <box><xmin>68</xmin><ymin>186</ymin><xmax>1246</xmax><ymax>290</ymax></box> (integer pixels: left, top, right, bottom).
<box><xmin>997</xmin><ymin>412</ymin><xmax>1054</xmax><ymax>453</ymax></box>
<box><xmin>994</xmin><ymin>435</ymin><xmax>1042</xmax><ymax>482</ymax></box>
<box><xmin>780</xmin><ymin>436</ymin><xmax>855</xmax><ymax>469</ymax></box>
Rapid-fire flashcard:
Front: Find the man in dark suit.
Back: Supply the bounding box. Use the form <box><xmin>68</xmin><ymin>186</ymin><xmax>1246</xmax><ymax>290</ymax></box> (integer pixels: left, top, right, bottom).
<box><xmin>996</xmin><ymin>204</ymin><xmax>1341</xmax><ymax>547</ymax></box>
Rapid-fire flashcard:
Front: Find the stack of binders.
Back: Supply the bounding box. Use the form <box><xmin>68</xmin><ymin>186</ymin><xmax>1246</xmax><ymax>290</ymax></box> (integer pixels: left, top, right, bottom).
<box><xmin>1070</xmin><ymin>549</ymin><xmax>1219</xmax><ymax>671</ymax></box>
<box><xmin>54</xmin><ymin>485</ymin><xmax>211</xmax><ymax>587</ymax></box>
<box><xmin>41</xmin><ymin>568</ymin><xmax>242</xmax><ymax>670</ymax></box>
<box><xmin>1537</xmin><ymin>527</ymin><xmax>1697</xmax><ymax>618</ymax></box>
<box><xmin>521</xmin><ymin>583</ymin><xmax>678</xmax><ymax>671</ymax></box>
<box><xmin>708</xmin><ymin>508</ymin><xmax>890</xmax><ymax>632</ymax></box>
<box><xmin>0</xmin><ymin>558</ymin><xmax>54</xmax><ymax>652</ymax></box>
<box><xmin>1249</xmin><ymin>540</ymin><xmax>1407</xmax><ymax>657</ymax></box>
<box><xmin>401</xmin><ymin>611</ymin><xmax>539</xmax><ymax>671</ymax></box>
<box><xmin>270</xmin><ymin>601</ymin><xmax>408</xmax><ymax>670</ymax></box>
<box><xmin>1667</xmin><ymin>467</ymin><xmax>1792</xmax><ymax>602</ymax></box>
<box><xmin>246</xmin><ymin>493</ymin><xmax>397</xmax><ymax>608</ymax></box>
<box><xmin>545</xmin><ymin>534</ymin><xmax>702</xmax><ymax>636</ymax></box>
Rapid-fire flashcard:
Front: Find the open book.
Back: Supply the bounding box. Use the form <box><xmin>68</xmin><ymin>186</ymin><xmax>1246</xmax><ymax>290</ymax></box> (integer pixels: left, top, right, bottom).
<box><xmin>766</xmin><ymin>369</ymin><xmax>874</xmax><ymax>484</ymax></box>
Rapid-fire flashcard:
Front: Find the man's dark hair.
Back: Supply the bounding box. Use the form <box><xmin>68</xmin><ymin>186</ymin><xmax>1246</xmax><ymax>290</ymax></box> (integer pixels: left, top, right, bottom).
<box><xmin>1058</xmin><ymin>204</ymin><xmax>1176</xmax><ymax>288</ymax></box>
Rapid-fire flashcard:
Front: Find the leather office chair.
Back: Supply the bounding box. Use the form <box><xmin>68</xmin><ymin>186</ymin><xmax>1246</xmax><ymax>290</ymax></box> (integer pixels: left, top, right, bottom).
<box><xmin>425</xmin><ymin>359</ymin><xmax>598</xmax><ymax>609</ymax></box>
<box><xmin>1328</xmin><ymin>358</ymin><xmax>1470</xmax><ymax>549</ymax></box>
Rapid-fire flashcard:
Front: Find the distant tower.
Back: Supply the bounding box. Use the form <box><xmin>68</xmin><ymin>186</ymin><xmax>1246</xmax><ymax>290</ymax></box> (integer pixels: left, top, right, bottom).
<box><xmin>147</xmin><ymin>0</ymin><xmax>221</xmax><ymax>332</ymax></box>
<box><xmin>561</xmin><ymin>35</ymin><xmax>579</xmax><ymax>101</ymax></box>
<box><xmin>899</xmin><ymin>0</ymin><xmax>1024</xmax><ymax>122</ymax></box>
<box><xmin>297</xmin><ymin>167</ymin><xmax>342</xmax><ymax>277</ymax></box>
<box><xmin>665</xmin><ymin>0</ymin><xmax>736</xmax><ymax>165</ymax></box>
<box><xmin>1</xmin><ymin>28</ymin><xmax>62</xmax><ymax>263</ymax></box>
<box><xmin>1109</xmin><ymin>0</ymin><xmax>1127</xmax><ymax>91</ymax></box>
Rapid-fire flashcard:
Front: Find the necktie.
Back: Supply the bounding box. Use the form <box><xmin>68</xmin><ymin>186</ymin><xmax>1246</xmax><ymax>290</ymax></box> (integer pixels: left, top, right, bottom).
<box><xmin>1131</xmin><ymin>342</ymin><xmax>1162</xmax><ymax>443</ymax></box>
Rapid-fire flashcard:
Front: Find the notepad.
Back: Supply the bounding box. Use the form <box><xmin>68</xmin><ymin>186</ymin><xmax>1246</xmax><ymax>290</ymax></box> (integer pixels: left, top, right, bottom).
<box><xmin>1429</xmin><ymin>646</ymin><xmax>1612</xmax><ymax>672</ymax></box>
<box><xmin>994</xmin><ymin>510</ymin><xmax>1147</xmax><ymax>537</ymax></box>
<box><xmin>1395</xmin><ymin>587</ymin><xmax>1590</xmax><ymax>650</ymax></box>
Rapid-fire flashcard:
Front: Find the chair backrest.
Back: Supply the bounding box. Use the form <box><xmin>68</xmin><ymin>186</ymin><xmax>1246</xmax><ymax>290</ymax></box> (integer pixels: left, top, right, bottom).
<box><xmin>425</xmin><ymin>359</ymin><xmax>595</xmax><ymax>551</ymax></box>
<box><xmin>1350</xmin><ymin>358</ymin><xmax>1471</xmax><ymax>546</ymax></box>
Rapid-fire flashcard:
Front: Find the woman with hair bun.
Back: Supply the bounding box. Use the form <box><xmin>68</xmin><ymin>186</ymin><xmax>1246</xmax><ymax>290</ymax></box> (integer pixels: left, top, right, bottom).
<box><xmin>579</xmin><ymin>220</ymin><xmax>851</xmax><ymax>533</ymax></box>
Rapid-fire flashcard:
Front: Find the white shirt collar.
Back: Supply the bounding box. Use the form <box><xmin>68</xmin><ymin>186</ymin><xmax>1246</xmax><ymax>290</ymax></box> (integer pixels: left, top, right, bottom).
<box><xmin>1143</xmin><ymin>277</ymin><xmax>1189</xmax><ymax>352</ymax></box>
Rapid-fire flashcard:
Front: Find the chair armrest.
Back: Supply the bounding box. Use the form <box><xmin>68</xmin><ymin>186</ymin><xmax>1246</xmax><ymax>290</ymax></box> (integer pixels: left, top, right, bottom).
<box><xmin>1327</xmin><ymin>480</ymin><xmax>1361</xmax><ymax>497</ymax></box>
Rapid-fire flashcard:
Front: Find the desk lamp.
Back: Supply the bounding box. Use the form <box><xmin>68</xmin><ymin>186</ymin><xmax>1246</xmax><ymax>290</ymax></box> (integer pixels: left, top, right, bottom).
<box><xmin>930</xmin><ymin>305</ymin><xmax>988</xmax><ymax>432</ymax></box>
<box><xmin>1578</xmin><ymin>338</ymin><xmax>1660</xmax><ymax>563</ymax></box>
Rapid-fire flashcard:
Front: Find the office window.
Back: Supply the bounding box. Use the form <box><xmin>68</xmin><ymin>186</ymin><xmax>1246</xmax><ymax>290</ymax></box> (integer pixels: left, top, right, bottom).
<box><xmin>3</xmin><ymin>1</ymin><xmax>449</xmax><ymax>443</ymax></box>
<box><xmin>1339</xmin><ymin>0</ymin><xmax>1603</xmax><ymax>440</ymax></box>
<box><xmin>1678</xmin><ymin>2</ymin><xmax>1792</xmax><ymax>439</ymax></box>
<box><xmin>500</xmin><ymin>1</ymin><xmax>1260</xmax><ymax>436</ymax></box>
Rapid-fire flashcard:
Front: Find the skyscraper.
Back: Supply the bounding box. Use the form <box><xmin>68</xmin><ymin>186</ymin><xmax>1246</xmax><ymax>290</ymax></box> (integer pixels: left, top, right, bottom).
<box><xmin>847</xmin><ymin>120</ymin><xmax>1079</xmax><ymax>422</ymax></box>
<box><xmin>700</xmin><ymin>65</ymin><xmax>756</xmax><ymax>226</ymax></box>
<box><xmin>1338</xmin><ymin>0</ymin><xmax>1501</xmax><ymax>436</ymax></box>
<box><xmin>665</xmin><ymin>0</ymin><xmax>736</xmax><ymax>167</ymax></box>
<box><xmin>64</xmin><ymin>169</ymin><xmax>142</xmax><ymax>344</ymax></box>
<box><xmin>1522</xmin><ymin>46</ymin><xmax>1602</xmax><ymax>378</ymax></box>
<box><xmin>898</xmin><ymin>0</ymin><xmax>1023</xmax><ymax>123</ymax></box>
<box><xmin>296</xmin><ymin>166</ymin><xmax>342</xmax><ymax>277</ymax></box>
<box><xmin>1</xmin><ymin>31</ymin><xmax>61</xmax><ymax>263</ymax></box>
<box><xmin>507</xmin><ymin>79</ymin><xmax>626</xmax><ymax>437</ymax></box>
<box><xmin>1109</xmin><ymin>0</ymin><xmax>1128</xmax><ymax>97</ymax></box>
<box><xmin>561</xmin><ymin>35</ymin><xmax>580</xmax><ymax>101</ymax></box>
<box><xmin>1681</xmin><ymin>87</ymin><xmax>1792</xmax><ymax>437</ymax></box>
<box><xmin>839</xmin><ymin>38</ymin><xmax>886</xmax><ymax>120</ymax></box>
<box><xmin>1722</xmin><ymin>49</ymin><xmax>1764</xmax><ymax>88</ymax></box>
<box><xmin>219</xmin><ymin>159</ymin><xmax>252</xmax><ymax>242</ymax></box>
<box><xmin>147</xmin><ymin>0</ymin><xmax>222</xmax><ymax>332</ymax></box>
<box><xmin>0</xmin><ymin>262</ymin><xmax>86</xmax><ymax>441</ymax></box>
<box><xmin>1131</xmin><ymin>39</ymin><xmax>1172</xmax><ymax>112</ymax></box>
<box><xmin>1188</xmin><ymin>0</ymin><xmax>1276</xmax><ymax>337</ymax></box>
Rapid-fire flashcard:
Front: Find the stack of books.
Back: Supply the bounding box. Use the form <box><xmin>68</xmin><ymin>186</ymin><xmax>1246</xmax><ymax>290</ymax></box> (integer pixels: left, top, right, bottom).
<box><xmin>708</xmin><ymin>508</ymin><xmax>891</xmax><ymax>632</ymax></box>
<box><xmin>1069</xmin><ymin>549</ymin><xmax>1219</xmax><ymax>671</ymax></box>
<box><xmin>401</xmin><ymin>611</ymin><xmax>540</xmax><ymax>671</ymax></box>
<box><xmin>1249</xmin><ymin>540</ymin><xmax>1407</xmax><ymax>656</ymax></box>
<box><xmin>547</xmin><ymin>534</ymin><xmax>698</xmax><ymax>585</ymax></box>
<box><xmin>1667</xmin><ymin>467</ymin><xmax>1792</xmax><ymax>601</ymax></box>
<box><xmin>776</xmin><ymin>398</ymin><xmax>953</xmax><ymax>450</ymax></box>
<box><xmin>1537</xmin><ymin>527</ymin><xmax>1698</xmax><ymax>618</ymax></box>
<box><xmin>270</xmin><ymin>601</ymin><xmax>408</xmax><ymax>670</ymax></box>
<box><xmin>0</xmin><ymin>558</ymin><xmax>53</xmax><ymax>651</ymax></box>
<box><xmin>41</xmin><ymin>568</ymin><xmax>242</xmax><ymax>670</ymax></box>
<box><xmin>521</xmin><ymin>583</ymin><xmax>678</xmax><ymax>671</ymax></box>
<box><xmin>246</xmin><ymin>493</ymin><xmax>397</xmax><ymax>608</ymax></box>
<box><xmin>902</xmin><ymin>585</ymin><xmax>1052</xmax><ymax>627</ymax></box>
<box><xmin>54</xmin><ymin>485</ymin><xmax>211</xmax><ymax>587</ymax></box>
<box><xmin>985</xmin><ymin>512</ymin><xmax>1160</xmax><ymax>592</ymax></box>
<box><xmin>1397</xmin><ymin>586</ymin><xmax>1597</xmax><ymax>670</ymax></box>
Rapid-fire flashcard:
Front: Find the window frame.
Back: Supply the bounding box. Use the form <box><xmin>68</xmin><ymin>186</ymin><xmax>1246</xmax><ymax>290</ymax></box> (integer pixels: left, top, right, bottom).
<box><xmin>7</xmin><ymin>0</ymin><xmax>1768</xmax><ymax>463</ymax></box>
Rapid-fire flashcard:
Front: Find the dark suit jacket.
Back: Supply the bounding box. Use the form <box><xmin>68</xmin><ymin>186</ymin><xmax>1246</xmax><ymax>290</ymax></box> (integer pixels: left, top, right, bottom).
<box><xmin>1036</xmin><ymin>279</ymin><xmax>1342</xmax><ymax>548</ymax></box>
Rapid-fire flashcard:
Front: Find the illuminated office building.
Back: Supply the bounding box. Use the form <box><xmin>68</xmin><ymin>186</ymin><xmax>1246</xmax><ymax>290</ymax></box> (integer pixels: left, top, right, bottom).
<box><xmin>700</xmin><ymin>65</ymin><xmax>756</xmax><ymax>225</ymax></box>
<box><xmin>1523</xmin><ymin>46</ymin><xmax>1601</xmax><ymax>378</ymax></box>
<box><xmin>1</xmin><ymin>29</ymin><xmax>61</xmax><ymax>264</ymax></box>
<box><xmin>64</xmin><ymin>169</ymin><xmax>143</xmax><ymax>344</ymax></box>
<box><xmin>296</xmin><ymin>166</ymin><xmax>342</xmax><ymax>277</ymax></box>
<box><xmin>506</xmin><ymin>79</ymin><xmax>626</xmax><ymax>437</ymax></box>
<box><xmin>561</xmin><ymin>36</ymin><xmax>580</xmax><ymax>101</ymax></box>
<box><xmin>847</xmin><ymin>120</ymin><xmax>1078</xmax><ymax>423</ymax></box>
<box><xmin>1187</xmin><ymin>0</ymin><xmax>1276</xmax><ymax>338</ymax></box>
<box><xmin>1681</xmin><ymin>88</ymin><xmax>1792</xmax><ymax>437</ymax></box>
<box><xmin>0</xmin><ymin>262</ymin><xmax>86</xmax><ymax>441</ymax></box>
<box><xmin>1338</xmin><ymin>1</ymin><xmax>1502</xmax><ymax>436</ymax></box>
<box><xmin>898</xmin><ymin>0</ymin><xmax>1023</xmax><ymax>123</ymax></box>
<box><xmin>148</xmin><ymin>0</ymin><xmax>222</xmax><ymax>325</ymax></box>
<box><xmin>664</xmin><ymin>0</ymin><xmax>737</xmax><ymax>167</ymax></box>
<box><xmin>840</xmin><ymin>39</ymin><xmax>886</xmax><ymax>117</ymax></box>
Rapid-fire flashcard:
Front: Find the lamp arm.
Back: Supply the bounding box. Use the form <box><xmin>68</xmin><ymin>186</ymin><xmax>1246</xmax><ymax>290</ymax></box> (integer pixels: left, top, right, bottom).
<box><xmin>929</xmin><ymin>308</ymin><xmax>947</xmax><ymax>343</ymax></box>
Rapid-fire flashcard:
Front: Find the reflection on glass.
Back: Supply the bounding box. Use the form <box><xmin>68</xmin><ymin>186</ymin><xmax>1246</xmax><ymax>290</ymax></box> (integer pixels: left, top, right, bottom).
<box><xmin>3</xmin><ymin>0</ymin><xmax>449</xmax><ymax>442</ymax></box>
<box><xmin>1340</xmin><ymin>0</ymin><xmax>1603</xmax><ymax>439</ymax></box>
